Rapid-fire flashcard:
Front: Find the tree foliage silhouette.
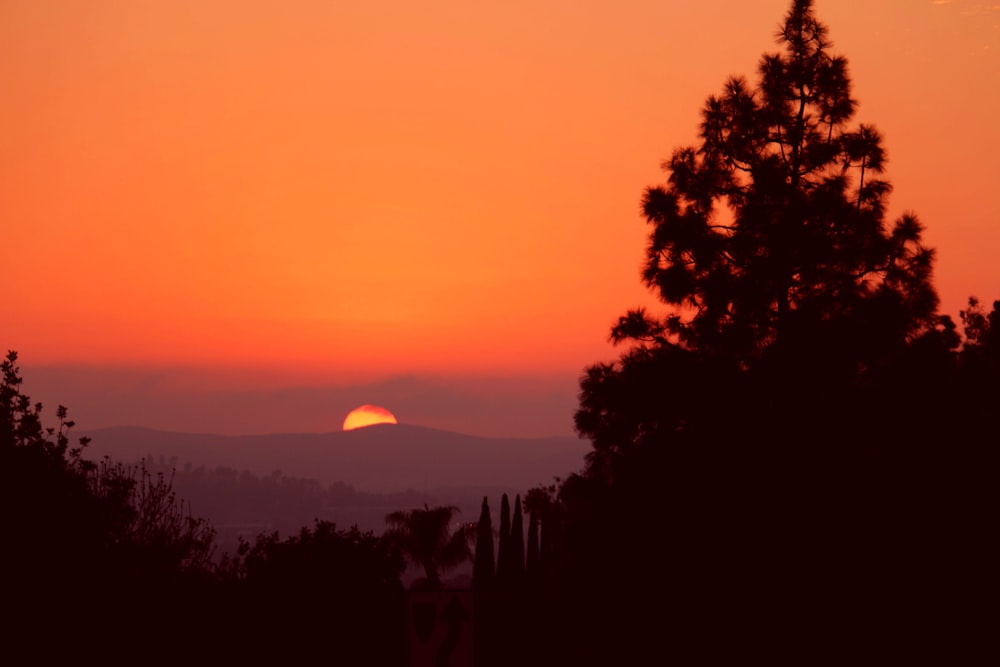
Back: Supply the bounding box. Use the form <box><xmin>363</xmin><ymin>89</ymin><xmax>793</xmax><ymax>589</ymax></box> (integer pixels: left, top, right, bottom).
<box><xmin>1</xmin><ymin>350</ymin><xmax>223</xmax><ymax>659</ymax></box>
<box><xmin>384</xmin><ymin>504</ymin><xmax>472</xmax><ymax>589</ymax></box>
<box><xmin>2</xmin><ymin>351</ymin><xmax>105</xmax><ymax>601</ymax></box>
<box><xmin>577</xmin><ymin>0</ymin><xmax>943</xmax><ymax>480</ymax></box>
<box><xmin>551</xmin><ymin>2</ymin><xmax>996</xmax><ymax>662</ymax></box>
<box><xmin>89</xmin><ymin>457</ymin><xmax>217</xmax><ymax>577</ymax></box>
<box><xmin>621</xmin><ymin>0</ymin><xmax>936</xmax><ymax>353</ymax></box>
<box><xmin>960</xmin><ymin>297</ymin><xmax>1000</xmax><ymax>376</ymax></box>
<box><xmin>235</xmin><ymin>520</ymin><xmax>406</xmax><ymax>664</ymax></box>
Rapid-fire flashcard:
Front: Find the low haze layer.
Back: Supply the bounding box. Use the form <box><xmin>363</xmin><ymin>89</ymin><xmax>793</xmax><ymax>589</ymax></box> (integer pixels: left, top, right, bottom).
<box><xmin>22</xmin><ymin>365</ymin><xmax>578</xmax><ymax>437</ymax></box>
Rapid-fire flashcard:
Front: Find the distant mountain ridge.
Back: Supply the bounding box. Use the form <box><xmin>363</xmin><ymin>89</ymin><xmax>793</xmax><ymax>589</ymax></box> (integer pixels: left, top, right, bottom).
<box><xmin>80</xmin><ymin>423</ymin><xmax>587</xmax><ymax>494</ymax></box>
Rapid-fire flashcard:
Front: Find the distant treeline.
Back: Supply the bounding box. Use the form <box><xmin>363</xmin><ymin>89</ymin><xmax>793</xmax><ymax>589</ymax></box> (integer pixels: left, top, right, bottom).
<box><xmin>138</xmin><ymin>456</ymin><xmax>435</xmax><ymax>551</ymax></box>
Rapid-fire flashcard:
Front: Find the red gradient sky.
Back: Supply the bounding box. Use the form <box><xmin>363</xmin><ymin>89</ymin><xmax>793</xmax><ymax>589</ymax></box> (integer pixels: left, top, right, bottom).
<box><xmin>3</xmin><ymin>1</ymin><xmax>998</xmax><ymax>435</ymax></box>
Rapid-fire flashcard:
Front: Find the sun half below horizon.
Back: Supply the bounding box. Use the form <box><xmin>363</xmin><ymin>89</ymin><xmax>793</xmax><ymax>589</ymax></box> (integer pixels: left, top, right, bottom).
<box><xmin>342</xmin><ymin>405</ymin><xmax>398</xmax><ymax>431</ymax></box>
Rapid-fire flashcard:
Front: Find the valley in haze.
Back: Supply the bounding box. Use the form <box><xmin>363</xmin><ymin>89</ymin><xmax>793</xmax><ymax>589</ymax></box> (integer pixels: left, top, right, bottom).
<box><xmin>81</xmin><ymin>423</ymin><xmax>588</xmax><ymax>562</ymax></box>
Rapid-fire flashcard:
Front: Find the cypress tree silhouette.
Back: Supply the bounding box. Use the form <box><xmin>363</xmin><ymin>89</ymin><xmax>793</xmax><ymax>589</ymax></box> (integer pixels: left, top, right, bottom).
<box><xmin>495</xmin><ymin>493</ymin><xmax>511</xmax><ymax>583</ymax></box>
<box><xmin>525</xmin><ymin>506</ymin><xmax>539</xmax><ymax>583</ymax></box>
<box><xmin>472</xmin><ymin>496</ymin><xmax>498</xmax><ymax>667</ymax></box>
<box><xmin>509</xmin><ymin>494</ymin><xmax>525</xmax><ymax>584</ymax></box>
<box><xmin>472</xmin><ymin>496</ymin><xmax>495</xmax><ymax>588</ymax></box>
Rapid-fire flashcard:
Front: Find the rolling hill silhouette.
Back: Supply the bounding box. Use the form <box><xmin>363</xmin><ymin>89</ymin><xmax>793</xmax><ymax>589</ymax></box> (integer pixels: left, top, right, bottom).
<box><xmin>81</xmin><ymin>423</ymin><xmax>585</xmax><ymax>494</ymax></box>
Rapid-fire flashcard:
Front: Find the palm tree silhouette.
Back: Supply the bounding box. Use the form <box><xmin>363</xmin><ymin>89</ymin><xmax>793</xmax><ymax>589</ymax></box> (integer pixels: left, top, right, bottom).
<box><xmin>385</xmin><ymin>504</ymin><xmax>473</xmax><ymax>589</ymax></box>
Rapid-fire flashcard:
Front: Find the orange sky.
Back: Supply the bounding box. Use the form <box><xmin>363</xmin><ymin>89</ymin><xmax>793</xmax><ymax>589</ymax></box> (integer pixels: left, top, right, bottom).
<box><xmin>3</xmin><ymin>1</ymin><xmax>999</xmax><ymax>432</ymax></box>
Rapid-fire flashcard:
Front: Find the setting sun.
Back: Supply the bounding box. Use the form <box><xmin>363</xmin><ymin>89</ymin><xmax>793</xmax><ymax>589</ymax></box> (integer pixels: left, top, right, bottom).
<box><xmin>342</xmin><ymin>405</ymin><xmax>398</xmax><ymax>431</ymax></box>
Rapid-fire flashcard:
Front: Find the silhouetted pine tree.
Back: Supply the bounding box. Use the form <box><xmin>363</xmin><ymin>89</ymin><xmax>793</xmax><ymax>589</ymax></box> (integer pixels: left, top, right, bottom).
<box><xmin>553</xmin><ymin>1</ymin><xmax>988</xmax><ymax>663</ymax></box>
<box><xmin>576</xmin><ymin>0</ymin><xmax>941</xmax><ymax>479</ymax></box>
